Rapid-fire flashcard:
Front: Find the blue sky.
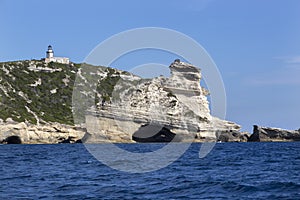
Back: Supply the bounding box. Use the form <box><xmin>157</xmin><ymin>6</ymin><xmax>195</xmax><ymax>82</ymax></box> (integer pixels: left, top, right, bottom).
<box><xmin>1</xmin><ymin>0</ymin><xmax>300</xmax><ymax>132</ymax></box>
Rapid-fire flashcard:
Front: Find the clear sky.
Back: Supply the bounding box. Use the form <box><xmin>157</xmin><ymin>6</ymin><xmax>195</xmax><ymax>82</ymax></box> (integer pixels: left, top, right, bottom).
<box><xmin>1</xmin><ymin>0</ymin><xmax>300</xmax><ymax>132</ymax></box>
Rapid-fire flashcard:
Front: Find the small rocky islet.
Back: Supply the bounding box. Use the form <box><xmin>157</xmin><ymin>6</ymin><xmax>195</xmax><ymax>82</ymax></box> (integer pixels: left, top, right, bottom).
<box><xmin>0</xmin><ymin>59</ymin><xmax>299</xmax><ymax>144</ymax></box>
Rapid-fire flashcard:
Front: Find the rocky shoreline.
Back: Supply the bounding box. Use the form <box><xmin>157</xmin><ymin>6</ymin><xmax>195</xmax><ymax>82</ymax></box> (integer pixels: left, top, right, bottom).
<box><xmin>1</xmin><ymin>122</ymin><xmax>300</xmax><ymax>144</ymax></box>
<box><xmin>0</xmin><ymin>121</ymin><xmax>85</xmax><ymax>144</ymax></box>
<box><xmin>248</xmin><ymin>125</ymin><xmax>300</xmax><ymax>142</ymax></box>
<box><xmin>0</xmin><ymin>60</ymin><xmax>299</xmax><ymax>144</ymax></box>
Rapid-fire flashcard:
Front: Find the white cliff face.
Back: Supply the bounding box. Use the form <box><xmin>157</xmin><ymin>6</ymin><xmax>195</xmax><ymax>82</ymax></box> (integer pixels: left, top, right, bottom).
<box><xmin>85</xmin><ymin>61</ymin><xmax>241</xmax><ymax>143</ymax></box>
<box><xmin>166</xmin><ymin>61</ymin><xmax>211</xmax><ymax>122</ymax></box>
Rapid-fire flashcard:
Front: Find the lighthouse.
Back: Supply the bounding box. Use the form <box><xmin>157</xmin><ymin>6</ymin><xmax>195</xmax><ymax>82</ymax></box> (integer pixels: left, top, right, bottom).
<box><xmin>46</xmin><ymin>45</ymin><xmax>54</xmax><ymax>58</ymax></box>
<box><xmin>44</xmin><ymin>45</ymin><xmax>70</xmax><ymax>64</ymax></box>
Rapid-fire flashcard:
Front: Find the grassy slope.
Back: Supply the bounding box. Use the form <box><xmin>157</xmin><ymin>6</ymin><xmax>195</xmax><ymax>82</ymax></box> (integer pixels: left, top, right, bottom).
<box><xmin>0</xmin><ymin>60</ymin><xmax>122</xmax><ymax>125</ymax></box>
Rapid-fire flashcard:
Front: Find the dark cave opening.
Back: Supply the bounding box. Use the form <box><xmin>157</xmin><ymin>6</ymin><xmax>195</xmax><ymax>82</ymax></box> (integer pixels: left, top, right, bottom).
<box><xmin>132</xmin><ymin>123</ymin><xmax>176</xmax><ymax>143</ymax></box>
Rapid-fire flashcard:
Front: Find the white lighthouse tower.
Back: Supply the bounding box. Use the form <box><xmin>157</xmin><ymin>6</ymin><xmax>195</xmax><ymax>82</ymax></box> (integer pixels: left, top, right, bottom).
<box><xmin>46</xmin><ymin>45</ymin><xmax>54</xmax><ymax>58</ymax></box>
<box><xmin>44</xmin><ymin>45</ymin><xmax>69</xmax><ymax>64</ymax></box>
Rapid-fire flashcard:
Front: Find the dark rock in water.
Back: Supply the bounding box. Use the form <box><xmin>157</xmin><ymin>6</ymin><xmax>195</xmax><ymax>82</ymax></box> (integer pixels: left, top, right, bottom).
<box><xmin>75</xmin><ymin>139</ymin><xmax>82</xmax><ymax>143</ymax></box>
<box><xmin>248</xmin><ymin>125</ymin><xmax>261</xmax><ymax>142</ymax></box>
<box><xmin>132</xmin><ymin>123</ymin><xmax>176</xmax><ymax>143</ymax></box>
<box><xmin>216</xmin><ymin>130</ymin><xmax>249</xmax><ymax>142</ymax></box>
<box><xmin>248</xmin><ymin>125</ymin><xmax>300</xmax><ymax>142</ymax></box>
<box><xmin>59</xmin><ymin>139</ymin><xmax>71</xmax><ymax>143</ymax></box>
<box><xmin>58</xmin><ymin>136</ymin><xmax>77</xmax><ymax>144</ymax></box>
<box><xmin>4</xmin><ymin>136</ymin><xmax>22</xmax><ymax>144</ymax></box>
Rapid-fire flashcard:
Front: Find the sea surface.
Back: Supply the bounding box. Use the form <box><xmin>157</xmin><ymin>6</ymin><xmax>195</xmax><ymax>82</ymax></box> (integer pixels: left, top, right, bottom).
<box><xmin>0</xmin><ymin>142</ymin><xmax>299</xmax><ymax>199</ymax></box>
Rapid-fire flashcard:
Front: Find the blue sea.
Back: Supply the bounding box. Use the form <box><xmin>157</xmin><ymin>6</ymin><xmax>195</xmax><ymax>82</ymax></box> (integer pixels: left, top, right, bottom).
<box><xmin>0</xmin><ymin>142</ymin><xmax>299</xmax><ymax>199</ymax></box>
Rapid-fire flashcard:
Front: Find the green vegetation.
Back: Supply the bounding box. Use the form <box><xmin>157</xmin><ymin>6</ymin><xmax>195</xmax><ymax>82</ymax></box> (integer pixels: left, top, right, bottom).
<box><xmin>95</xmin><ymin>67</ymin><xmax>121</xmax><ymax>106</ymax></box>
<box><xmin>0</xmin><ymin>60</ymin><xmax>123</xmax><ymax>125</ymax></box>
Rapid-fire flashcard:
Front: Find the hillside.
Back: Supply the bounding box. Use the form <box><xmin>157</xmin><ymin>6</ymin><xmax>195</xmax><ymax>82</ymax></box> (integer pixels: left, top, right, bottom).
<box><xmin>0</xmin><ymin>60</ymin><xmax>124</xmax><ymax>125</ymax></box>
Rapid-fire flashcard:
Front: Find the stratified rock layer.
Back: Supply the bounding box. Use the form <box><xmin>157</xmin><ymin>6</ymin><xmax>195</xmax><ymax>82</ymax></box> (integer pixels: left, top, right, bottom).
<box><xmin>0</xmin><ymin>122</ymin><xmax>85</xmax><ymax>144</ymax></box>
<box><xmin>84</xmin><ymin>61</ymin><xmax>241</xmax><ymax>143</ymax></box>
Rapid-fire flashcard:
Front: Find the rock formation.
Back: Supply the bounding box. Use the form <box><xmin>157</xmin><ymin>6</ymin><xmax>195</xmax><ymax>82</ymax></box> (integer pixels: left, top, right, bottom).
<box><xmin>216</xmin><ymin>130</ymin><xmax>250</xmax><ymax>142</ymax></box>
<box><xmin>0</xmin><ymin>59</ymin><xmax>242</xmax><ymax>143</ymax></box>
<box><xmin>0</xmin><ymin>122</ymin><xmax>85</xmax><ymax>144</ymax></box>
<box><xmin>83</xmin><ymin>60</ymin><xmax>241</xmax><ymax>143</ymax></box>
<box><xmin>2</xmin><ymin>59</ymin><xmax>299</xmax><ymax>143</ymax></box>
<box><xmin>248</xmin><ymin>125</ymin><xmax>300</xmax><ymax>142</ymax></box>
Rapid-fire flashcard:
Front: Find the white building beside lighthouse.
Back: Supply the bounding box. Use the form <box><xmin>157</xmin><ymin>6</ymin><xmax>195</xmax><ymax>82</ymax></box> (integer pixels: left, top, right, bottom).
<box><xmin>44</xmin><ymin>45</ymin><xmax>70</xmax><ymax>64</ymax></box>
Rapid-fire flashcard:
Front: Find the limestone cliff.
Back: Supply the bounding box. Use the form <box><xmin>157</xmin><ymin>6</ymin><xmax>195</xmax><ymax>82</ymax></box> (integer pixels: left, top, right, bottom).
<box><xmin>84</xmin><ymin>60</ymin><xmax>241</xmax><ymax>143</ymax></box>
<box><xmin>0</xmin><ymin>59</ymin><xmax>241</xmax><ymax>143</ymax></box>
